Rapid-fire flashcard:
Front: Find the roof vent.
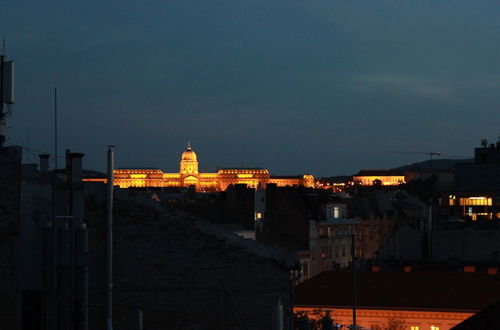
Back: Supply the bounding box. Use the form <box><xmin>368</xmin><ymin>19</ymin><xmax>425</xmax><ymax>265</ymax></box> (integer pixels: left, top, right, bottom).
<box><xmin>463</xmin><ymin>266</ymin><xmax>476</xmax><ymax>273</ymax></box>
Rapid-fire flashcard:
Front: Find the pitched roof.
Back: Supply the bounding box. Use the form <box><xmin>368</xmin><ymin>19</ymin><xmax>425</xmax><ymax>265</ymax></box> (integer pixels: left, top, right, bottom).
<box><xmin>452</xmin><ymin>299</ymin><xmax>500</xmax><ymax>329</ymax></box>
<box><xmin>295</xmin><ymin>270</ymin><xmax>500</xmax><ymax>312</ymax></box>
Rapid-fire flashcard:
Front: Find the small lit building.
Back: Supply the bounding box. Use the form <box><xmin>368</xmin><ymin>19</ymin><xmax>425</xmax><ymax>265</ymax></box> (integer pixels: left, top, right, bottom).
<box><xmin>353</xmin><ymin>169</ymin><xmax>405</xmax><ymax>186</ymax></box>
<box><xmin>298</xmin><ymin>198</ymin><xmax>360</xmax><ymax>282</ymax></box>
<box><xmin>445</xmin><ymin>140</ymin><xmax>500</xmax><ymax>221</ymax></box>
<box><xmin>443</xmin><ymin>194</ymin><xmax>499</xmax><ymax>221</ymax></box>
<box><xmin>305</xmin><ymin>218</ymin><xmax>358</xmax><ymax>278</ymax></box>
<box><xmin>454</xmin><ymin>141</ymin><xmax>500</xmax><ymax>192</ymax></box>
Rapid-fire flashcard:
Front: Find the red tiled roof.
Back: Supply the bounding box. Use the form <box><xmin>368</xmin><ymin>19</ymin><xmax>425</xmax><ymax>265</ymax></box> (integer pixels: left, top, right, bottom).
<box><xmin>295</xmin><ymin>270</ymin><xmax>500</xmax><ymax>312</ymax></box>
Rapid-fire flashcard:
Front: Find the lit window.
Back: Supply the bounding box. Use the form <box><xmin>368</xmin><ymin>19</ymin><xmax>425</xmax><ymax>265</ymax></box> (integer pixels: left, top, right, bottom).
<box><xmin>459</xmin><ymin>197</ymin><xmax>492</xmax><ymax>206</ymax></box>
<box><xmin>410</xmin><ymin>326</ymin><xmax>420</xmax><ymax>330</ymax></box>
<box><xmin>130</xmin><ymin>174</ymin><xmax>147</xmax><ymax>179</ymax></box>
<box><xmin>302</xmin><ymin>261</ymin><xmax>308</xmax><ymax>277</ymax></box>
<box><xmin>334</xmin><ymin>206</ymin><xmax>340</xmax><ymax>218</ymax></box>
<box><xmin>430</xmin><ymin>326</ymin><xmax>440</xmax><ymax>330</ymax></box>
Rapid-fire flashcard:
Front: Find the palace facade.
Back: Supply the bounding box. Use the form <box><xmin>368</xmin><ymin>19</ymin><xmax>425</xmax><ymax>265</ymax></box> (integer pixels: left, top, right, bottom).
<box><xmin>98</xmin><ymin>144</ymin><xmax>314</xmax><ymax>191</ymax></box>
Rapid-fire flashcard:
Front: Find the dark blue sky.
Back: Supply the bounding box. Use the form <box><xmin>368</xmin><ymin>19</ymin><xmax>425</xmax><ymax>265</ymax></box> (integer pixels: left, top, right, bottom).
<box><xmin>2</xmin><ymin>1</ymin><xmax>499</xmax><ymax>176</ymax></box>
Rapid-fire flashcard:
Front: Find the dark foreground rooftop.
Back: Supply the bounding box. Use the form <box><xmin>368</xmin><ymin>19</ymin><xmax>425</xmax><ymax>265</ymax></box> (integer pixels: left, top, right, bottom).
<box><xmin>295</xmin><ymin>270</ymin><xmax>500</xmax><ymax>312</ymax></box>
<box><xmin>452</xmin><ymin>300</ymin><xmax>500</xmax><ymax>329</ymax></box>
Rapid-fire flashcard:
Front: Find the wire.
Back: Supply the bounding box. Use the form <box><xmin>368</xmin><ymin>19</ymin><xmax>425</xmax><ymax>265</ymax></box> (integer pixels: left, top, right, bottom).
<box><xmin>4</xmin><ymin>144</ymin><xmax>66</xmax><ymax>160</ymax></box>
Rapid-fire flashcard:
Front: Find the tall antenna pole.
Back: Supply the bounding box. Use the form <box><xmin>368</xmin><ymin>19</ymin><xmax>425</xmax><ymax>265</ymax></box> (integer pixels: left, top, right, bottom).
<box><xmin>25</xmin><ymin>127</ymin><xmax>29</xmax><ymax>163</ymax></box>
<box><xmin>54</xmin><ymin>87</ymin><xmax>58</xmax><ymax>168</ymax></box>
<box><xmin>106</xmin><ymin>145</ymin><xmax>115</xmax><ymax>330</ymax></box>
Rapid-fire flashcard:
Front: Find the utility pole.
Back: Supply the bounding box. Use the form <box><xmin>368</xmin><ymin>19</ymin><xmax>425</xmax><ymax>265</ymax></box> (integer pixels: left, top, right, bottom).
<box><xmin>106</xmin><ymin>146</ymin><xmax>115</xmax><ymax>330</ymax></box>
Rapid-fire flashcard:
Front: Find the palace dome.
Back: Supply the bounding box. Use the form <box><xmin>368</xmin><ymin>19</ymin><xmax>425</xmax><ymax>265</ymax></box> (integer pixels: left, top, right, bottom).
<box><xmin>181</xmin><ymin>143</ymin><xmax>197</xmax><ymax>161</ymax></box>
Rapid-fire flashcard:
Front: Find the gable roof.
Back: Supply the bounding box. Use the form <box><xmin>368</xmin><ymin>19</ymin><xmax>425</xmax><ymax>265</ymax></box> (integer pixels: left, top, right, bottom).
<box><xmin>295</xmin><ymin>270</ymin><xmax>500</xmax><ymax>312</ymax></box>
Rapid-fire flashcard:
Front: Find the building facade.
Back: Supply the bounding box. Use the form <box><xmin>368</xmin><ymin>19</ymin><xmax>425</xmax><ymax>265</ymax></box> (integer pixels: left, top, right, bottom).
<box><xmin>443</xmin><ymin>141</ymin><xmax>500</xmax><ymax>222</ymax></box>
<box><xmin>102</xmin><ymin>144</ymin><xmax>315</xmax><ymax>191</ymax></box>
<box><xmin>353</xmin><ymin>169</ymin><xmax>406</xmax><ymax>186</ymax></box>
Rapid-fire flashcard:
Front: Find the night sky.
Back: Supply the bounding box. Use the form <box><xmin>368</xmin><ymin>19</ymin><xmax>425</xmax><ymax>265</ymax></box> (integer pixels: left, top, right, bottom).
<box><xmin>1</xmin><ymin>1</ymin><xmax>499</xmax><ymax>176</ymax></box>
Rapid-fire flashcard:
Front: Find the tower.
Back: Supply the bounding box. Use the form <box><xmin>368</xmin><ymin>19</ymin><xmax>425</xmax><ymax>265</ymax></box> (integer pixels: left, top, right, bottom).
<box><xmin>179</xmin><ymin>142</ymin><xmax>199</xmax><ymax>175</ymax></box>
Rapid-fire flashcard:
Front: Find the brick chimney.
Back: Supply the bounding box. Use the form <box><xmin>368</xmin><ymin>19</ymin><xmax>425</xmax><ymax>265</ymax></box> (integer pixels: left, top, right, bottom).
<box><xmin>39</xmin><ymin>154</ymin><xmax>50</xmax><ymax>173</ymax></box>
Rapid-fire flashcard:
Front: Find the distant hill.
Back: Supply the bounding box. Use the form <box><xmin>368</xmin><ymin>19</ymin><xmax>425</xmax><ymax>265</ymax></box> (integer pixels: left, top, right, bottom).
<box><xmin>319</xmin><ymin>159</ymin><xmax>473</xmax><ymax>180</ymax></box>
<box><xmin>394</xmin><ymin>158</ymin><xmax>473</xmax><ymax>172</ymax></box>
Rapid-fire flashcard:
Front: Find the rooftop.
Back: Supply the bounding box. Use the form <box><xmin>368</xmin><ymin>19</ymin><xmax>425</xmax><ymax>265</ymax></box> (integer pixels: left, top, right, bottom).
<box><xmin>295</xmin><ymin>270</ymin><xmax>500</xmax><ymax>312</ymax></box>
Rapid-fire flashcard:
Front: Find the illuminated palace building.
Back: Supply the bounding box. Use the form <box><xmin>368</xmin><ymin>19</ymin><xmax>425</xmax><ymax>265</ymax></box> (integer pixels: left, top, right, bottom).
<box><xmin>111</xmin><ymin>144</ymin><xmax>315</xmax><ymax>191</ymax></box>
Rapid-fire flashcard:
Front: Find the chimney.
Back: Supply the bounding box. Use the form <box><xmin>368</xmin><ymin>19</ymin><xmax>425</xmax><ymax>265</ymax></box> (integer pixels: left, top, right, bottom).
<box><xmin>403</xmin><ymin>266</ymin><xmax>412</xmax><ymax>272</ymax></box>
<box><xmin>69</xmin><ymin>153</ymin><xmax>84</xmax><ymax>184</ymax></box>
<box><xmin>371</xmin><ymin>265</ymin><xmax>381</xmax><ymax>272</ymax></box>
<box><xmin>488</xmin><ymin>267</ymin><xmax>497</xmax><ymax>275</ymax></box>
<box><xmin>463</xmin><ymin>265</ymin><xmax>476</xmax><ymax>273</ymax></box>
<box><xmin>39</xmin><ymin>154</ymin><xmax>50</xmax><ymax>173</ymax></box>
<box><xmin>68</xmin><ymin>152</ymin><xmax>88</xmax><ymax>329</ymax></box>
<box><xmin>69</xmin><ymin>152</ymin><xmax>85</xmax><ymax>225</ymax></box>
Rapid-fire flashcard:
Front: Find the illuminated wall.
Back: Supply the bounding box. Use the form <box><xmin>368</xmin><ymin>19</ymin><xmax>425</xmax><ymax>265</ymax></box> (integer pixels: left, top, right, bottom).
<box><xmin>179</xmin><ymin>143</ymin><xmax>198</xmax><ymax>175</ymax></box>
<box><xmin>108</xmin><ymin>168</ymin><xmax>315</xmax><ymax>191</ymax></box>
<box><xmin>447</xmin><ymin>195</ymin><xmax>497</xmax><ymax>221</ymax></box>
<box><xmin>216</xmin><ymin>168</ymin><xmax>270</xmax><ymax>190</ymax></box>
<box><xmin>294</xmin><ymin>306</ymin><xmax>473</xmax><ymax>330</ymax></box>
<box><xmin>353</xmin><ymin>175</ymin><xmax>406</xmax><ymax>186</ymax></box>
<box><xmin>269</xmin><ymin>175</ymin><xmax>315</xmax><ymax>188</ymax></box>
<box><xmin>458</xmin><ymin>197</ymin><xmax>492</xmax><ymax>206</ymax></box>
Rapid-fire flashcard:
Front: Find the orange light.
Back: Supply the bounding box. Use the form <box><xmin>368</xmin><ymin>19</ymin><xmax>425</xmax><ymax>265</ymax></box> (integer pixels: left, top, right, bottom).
<box><xmin>101</xmin><ymin>146</ymin><xmax>316</xmax><ymax>191</ymax></box>
<box><xmin>352</xmin><ymin>175</ymin><xmax>405</xmax><ymax>186</ymax></box>
<box><xmin>237</xmin><ymin>174</ymin><xmax>254</xmax><ymax>178</ymax></box>
<box><xmin>130</xmin><ymin>174</ymin><xmax>147</xmax><ymax>179</ymax></box>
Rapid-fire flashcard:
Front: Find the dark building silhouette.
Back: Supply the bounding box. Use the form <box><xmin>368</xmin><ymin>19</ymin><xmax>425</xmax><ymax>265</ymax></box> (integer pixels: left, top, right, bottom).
<box><xmin>455</xmin><ymin>141</ymin><xmax>500</xmax><ymax>192</ymax></box>
<box><xmin>0</xmin><ymin>146</ymin><xmax>295</xmax><ymax>329</ymax></box>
